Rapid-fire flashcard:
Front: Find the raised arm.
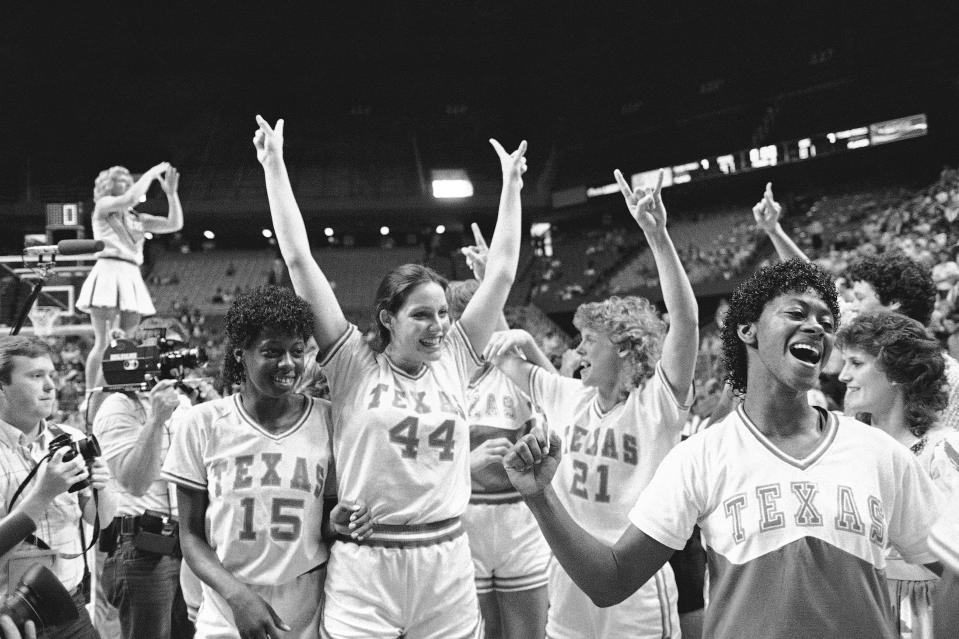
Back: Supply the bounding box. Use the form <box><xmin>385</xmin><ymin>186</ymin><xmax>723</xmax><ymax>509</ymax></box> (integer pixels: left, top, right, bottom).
<box><xmin>753</xmin><ymin>182</ymin><xmax>809</xmax><ymax>262</ymax></box>
<box><xmin>614</xmin><ymin>169</ymin><xmax>698</xmax><ymax>400</ymax></box>
<box><xmin>457</xmin><ymin>139</ymin><xmax>526</xmax><ymax>352</ymax></box>
<box><xmin>96</xmin><ymin>162</ymin><xmax>169</xmax><ymax>213</ymax></box>
<box><xmin>484</xmin><ymin>328</ymin><xmax>559</xmax><ymax>398</ymax></box>
<box><xmin>254</xmin><ymin>116</ymin><xmax>348</xmax><ymax>350</ymax></box>
<box><xmin>140</xmin><ymin>167</ymin><xmax>184</xmax><ymax>234</ymax></box>
<box><xmin>504</xmin><ymin>432</ymin><xmax>675</xmax><ymax>607</ymax></box>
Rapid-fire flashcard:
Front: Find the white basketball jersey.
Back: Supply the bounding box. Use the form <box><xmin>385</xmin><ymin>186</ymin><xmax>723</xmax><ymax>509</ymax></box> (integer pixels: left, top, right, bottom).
<box><xmin>529</xmin><ymin>362</ymin><xmax>689</xmax><ymax>545</ymax></box>
<box><xmin>319</xmin><ymin>323</ymin><xmax>481</xmax><ymax>524</ymax></box>
<box><xmin>468</xmin><ymin>362</ymin><xmax>544</xmax><ymax>495</ymax></box>
<box><xmin>162</xmin><ymin>394</ymin><xmax>332</xmax><ymax>586</ymax></box>
<box><xmin>629</xmin><ymin>405</ymin><xmax>940</xmax><ymax>639</ymax></box>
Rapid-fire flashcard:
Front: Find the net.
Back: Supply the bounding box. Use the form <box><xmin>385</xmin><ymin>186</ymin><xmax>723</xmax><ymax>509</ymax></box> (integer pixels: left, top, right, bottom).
<box><xmin>28</xmin><ymin>305</ymin><xmax>62</xmax><ymax>338</ymax></box>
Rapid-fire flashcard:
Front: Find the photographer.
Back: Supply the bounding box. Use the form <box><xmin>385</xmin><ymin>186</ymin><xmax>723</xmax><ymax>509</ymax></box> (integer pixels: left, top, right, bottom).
<box><xmin>93</xmin><ymin>368</ymin><xmax>196</xmax><ymax>639</ymax></box>
<box><xmin>0</xmin><ymin>336</ymin><xmax>117</xmax><ymax>639</ymax></box>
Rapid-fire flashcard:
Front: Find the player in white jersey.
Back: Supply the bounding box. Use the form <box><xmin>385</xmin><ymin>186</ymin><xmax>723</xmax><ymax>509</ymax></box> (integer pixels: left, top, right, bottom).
<box><xmin>162</xmin><ymin>286</ymin><xmax>372</xmax><ymax>639</ymax></box>
<box><xmin>447</xmin><ymin>278</ymin><xmax>552</xmax><ymax>639</ymax></box>
<box><xmin>77</xmin><ymin>163</ymin><xmax>184</xmax><ymax>391</ymax></box>
<box><xmin>254</xmin><ymin>115</ymin><xmax>526</xmax><ymax>638</ymax></box>
<box><xmin>502</xmin><ymin>259</ymin><xmax>943</xmax><ymax>639</ymax></box>
<box><xmin>485</xmin><ymin>169</ymin><xmax>698</xmax><ymax>638</ymax></box>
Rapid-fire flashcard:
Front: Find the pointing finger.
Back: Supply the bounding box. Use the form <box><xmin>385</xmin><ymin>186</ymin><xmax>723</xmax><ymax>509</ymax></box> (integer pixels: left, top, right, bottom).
<box><xmin>764</xmin><ymin>182</ymin><xmax>774</xmax><ymax>202</ymax></box>
<box><xmin>275</xmin><ymin>118</ymin><xmax>284</xmax><ymax>137</ymax></box>
<box><xmin>514</xmin><ymin>140</ymin><xmax>528</xmax><ymax>159</ymax></box>
<box><xmin>471</xmin><ymin>223</ymin><xmax>488</xmax><ymax>250</ymax></box>
<box><xmin>489</xmin><ymin>138</ymin><xmax>507</xmax><ymax>157</ymax></box>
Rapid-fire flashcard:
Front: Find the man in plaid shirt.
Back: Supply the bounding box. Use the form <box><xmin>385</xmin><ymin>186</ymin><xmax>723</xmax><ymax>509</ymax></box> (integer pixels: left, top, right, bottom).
<box><xmin>0</xmin><ymin>336</ymin><xmax>116</xmax><ymax>639</ymax></box>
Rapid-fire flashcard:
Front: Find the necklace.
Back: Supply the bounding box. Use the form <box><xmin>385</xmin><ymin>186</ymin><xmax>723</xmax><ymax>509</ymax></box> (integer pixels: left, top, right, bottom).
<box><xmin>909</xmin><ymin>435</ymin><xmax>927</xmax><ymax>456</ymax></box>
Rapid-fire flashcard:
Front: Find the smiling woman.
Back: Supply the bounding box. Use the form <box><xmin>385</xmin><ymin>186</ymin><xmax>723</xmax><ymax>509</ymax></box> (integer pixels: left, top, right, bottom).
<box><xmin>162</xmin><ymin>286</ymin><xmax>373</xmax><ymax>638</ymax></box>
<box><xmin>837</xmin><ymin>310</ymin><xmax>950</xmax><ymax>639</ymax></box>
<box><xmin>254</xmin><ymin>114</ymin><xmax>526</xmax><ymax>637</ymax></box>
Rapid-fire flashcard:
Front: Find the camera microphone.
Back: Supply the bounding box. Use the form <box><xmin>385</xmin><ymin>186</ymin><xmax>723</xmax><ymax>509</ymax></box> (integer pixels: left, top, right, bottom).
<box><xmin>23</xmin><ymin>239</ymin><xmax>104</xmax><ymax>257</ymax></box>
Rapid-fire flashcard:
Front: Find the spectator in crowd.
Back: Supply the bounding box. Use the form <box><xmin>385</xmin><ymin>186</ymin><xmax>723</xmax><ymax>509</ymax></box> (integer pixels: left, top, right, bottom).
<box><xmin>837</xmin><ymin>311</ymin><xmax>954</xmax><ymax>637</ymax></box>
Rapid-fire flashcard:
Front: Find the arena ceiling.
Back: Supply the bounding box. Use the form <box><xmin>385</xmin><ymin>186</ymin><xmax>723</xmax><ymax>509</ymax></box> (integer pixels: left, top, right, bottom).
<box><xmin>2</xmin><ymin>2</ymin><xmax>957</xmax><ymax>235</ymax></box>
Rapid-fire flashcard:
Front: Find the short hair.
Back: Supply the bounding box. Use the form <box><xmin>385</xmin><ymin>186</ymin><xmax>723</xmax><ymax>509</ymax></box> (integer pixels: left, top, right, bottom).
<box><xmin>837</xmin><ymin>311</ymin><xmax>947</xmax><ymax>437</ymax></box>
<box><xmin>369</xmin><ymin>264</ymin><xmax>448</xmax><ymax>352</ymax></box>
<box><xmin>221</xmin><ymin>285</ymin><xmax>314</xmax><ymax>386</ymax></box>
<box><xmin>93</xmin><ymin>166</ymin><xmax>132</xmax><ymax>201</ymax></box>
<box><xmin>721</xmin><ymin>259</ymin><xmax>840</xmax><ymax>395</ymax></box>
<box><xmin>0</xmin><ymin>336</ymin><xmax>53</xmax><ymax>384</ymax></box>
<box><xmin>446</xmin><ymin>279</ymin><xmax>480</xmax><ymax>321</ymax></box>
<box><xmin>846</xmin><ymin>252</ymin><xmax>935</xmax><ymax>326</ymax></box>
<box><xmin>573</xmin><ymin>296</ymin><xmax>665</xmax><ymax>389</ymax></box>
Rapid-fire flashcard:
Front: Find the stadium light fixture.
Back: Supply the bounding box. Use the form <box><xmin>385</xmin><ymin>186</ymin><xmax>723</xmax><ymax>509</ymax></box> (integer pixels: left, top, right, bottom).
<box><xmin>203</xmin><ymin>230</ymin><xmax>215</xmax><ymax>240</ymax></box>
<box><xmin>261</xmin><ymin>229</ymin><xmax>273</xmax><ymax>238</ymax></box>
<box><xmin>431</xmin><ymin>169</ymin><xmax>473</xmax><ymax>199</ymax></box>
<box><xmin>435</xmin><ymin>225</ymin><xmax>445</xmax><ymax>234</ymax></box>
<box><xmin>380</xmin><ymin>226</ymin><xmax>390</xmax><ymax>236</ymax></box>
<box><xmin>324</xmin><ymin>227</ymin><xmax>334</xmax><ymax>237</ymax></box>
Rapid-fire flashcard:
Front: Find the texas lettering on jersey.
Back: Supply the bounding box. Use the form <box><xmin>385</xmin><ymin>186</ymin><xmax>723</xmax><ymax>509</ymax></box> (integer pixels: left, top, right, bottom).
<box><xmin>722</xmin><ymin>482</ymin><xmax>886</xmax><ymax>547</ymax></box>
<box><xmin>208</xmin><ymin>453</ymin><xmax>327</xmax><ymax>499</ymax></box>
<box><xmin>368</xmin><ymin>382</ymin><xmax>466</xmax><ymax>420</ymax></box>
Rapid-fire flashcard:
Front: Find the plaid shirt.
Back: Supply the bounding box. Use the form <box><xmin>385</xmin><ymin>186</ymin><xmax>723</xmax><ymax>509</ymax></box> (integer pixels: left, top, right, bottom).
<box><xmin>0</xmin><ymin>417</ymin><xmax>87</xmax><ymax>592</ymax></box>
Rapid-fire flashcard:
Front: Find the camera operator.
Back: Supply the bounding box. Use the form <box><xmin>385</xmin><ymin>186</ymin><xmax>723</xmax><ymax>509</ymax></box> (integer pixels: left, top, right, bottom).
<box><xmin>0</xmin><ymin>336</ymin><xmax>117</xmax><ymax>639</ymax></box>
<box><xmin>93</xmin><ymin>368</ymin><xmax>199</xmax><ymax>639</ymax></box>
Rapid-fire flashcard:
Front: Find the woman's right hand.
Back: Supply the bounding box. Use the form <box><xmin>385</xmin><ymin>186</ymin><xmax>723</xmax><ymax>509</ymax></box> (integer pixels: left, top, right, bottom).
<box><xmin>226</xmin><ymin>586</ymin><xmax>290</xmax><ymax>639</ymax></box>
<box><xmin>483</xmin><ymin>329</ymin><xmax>534</xmax><ymax>365</ymax></box>
<box><xmin>148</xmin><ymin>162</ymin><xmax>171</xmax><ymax>180</ymax></box>
<box><xmin>504</xmin><ymin>431</ymin><xmax>562</xmax><ymax>498</ymax></box>
<box><xmin>253</xmin><ymin>115</ymin><xmax>284</xmax><ymax>166</ymax></box>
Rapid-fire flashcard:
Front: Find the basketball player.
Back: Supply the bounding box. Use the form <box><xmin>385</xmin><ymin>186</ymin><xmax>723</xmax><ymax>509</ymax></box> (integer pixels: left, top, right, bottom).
<box><xmin>254</xmin><ymin>115</ymin><xmax>525</xmax><ymax>638</ymax></box>
<box><xmin>448</xmin><ymin>245</ymin><xmax>553</xmax><ymax>638</ymax></box>
<box><xmin>162</xmin><ymin>286</ymin><xmax>372</xmax><ymax>639</ymax></box>
<box><xmin>484</xmin><ymin>169</ymin><xmax>697</xmax><ymax>638</ymax></box>
<box><xmin>504</xmin><ymin>259</ymin><xmax>943</xmax><ymax>639</ymax></box>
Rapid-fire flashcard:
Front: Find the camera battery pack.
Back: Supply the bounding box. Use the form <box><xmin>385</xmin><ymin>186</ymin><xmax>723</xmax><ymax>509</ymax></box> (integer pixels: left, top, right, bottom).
<box><xmin>133</xmin><ymin>531</ymin><xmax>177</xmax><ymax>556</ymax></box>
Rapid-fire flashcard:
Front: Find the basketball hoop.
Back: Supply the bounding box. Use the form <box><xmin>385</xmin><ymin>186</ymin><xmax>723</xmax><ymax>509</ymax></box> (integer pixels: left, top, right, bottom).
<box><xmin>28</xmin><ymin>305</ymin><xmax>62</xmax><ymax>338</ymax></box>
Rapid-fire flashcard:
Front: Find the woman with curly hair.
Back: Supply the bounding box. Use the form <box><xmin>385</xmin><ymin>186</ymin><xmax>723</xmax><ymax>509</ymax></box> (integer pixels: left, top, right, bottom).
<box><xmin>502</xmin><ymin>259</ymin><xmax>942</xmax><ymax>639</ymax></box>
<box><xmin>77</xmin><ymin>162</ymin><xmax>184</xmax><ymax>392</ymax></box>
<box><xmin>162</xmin><ymin>286</ymin><xmax>371</xmax><ymax>639</ymax></box>
<box><xmin>485</xmin><ymin>169</ymin><xmax>698</xmax><ymax>638</ymax></box>
<box><xmin>837</xmin><ymin>310</ymin><xmax>951</xmax><ymax>638</ymax></box>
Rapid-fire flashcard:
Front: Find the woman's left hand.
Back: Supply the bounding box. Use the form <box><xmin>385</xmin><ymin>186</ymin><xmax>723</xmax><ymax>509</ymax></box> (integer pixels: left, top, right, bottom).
<box><xmin>159</xmin><ymin>167</ymin><xmax>179</xmax><ymax>195</ymax></box>
<box><xmin>490</xmin><ymin>138</ymin><xmax>528</xmax><ymax>187</ymax></box>
<box><xmin>614</xmin><ymin>168</ymin><xmax>666</xmax><ymax>235</ymax></box>
<box><xmin>329</xmin><ymin>501</ymin><xmax>374</xmax><ymax>540</ymax></box>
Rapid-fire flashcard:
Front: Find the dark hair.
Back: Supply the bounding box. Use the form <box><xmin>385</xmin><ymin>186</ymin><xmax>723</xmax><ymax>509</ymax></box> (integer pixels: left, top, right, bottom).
<box><xmin>222</xmin><ymin>285</ymin><xmax>314</xmax><ymax>386</ymax></box>
<box><xmin>721</xmin><ymin>259</ymin><xmax>839</xmax><ymax>395</ymax></box>
<box><xmin>0</xmin><ymin>336</ymin><xmax>52</xmax><ymax>384</ymax></box>
<box><xmin>837</xmin><ymin>311</ymin><xmax>947</xmax><ymax>437</ymax></box>
<box><xmin>446</xmin><ymin>279</ymin><xmax>480</xmax><ymax>321</ymax></box>
<box><xmin>846</xmin><ymin>252</ymin><xmax>935</xmax><ymax>326</ymax></box>
<box><xmin>369</xmin><ymin>264</ymin><xmax>448</xmax><ymax>352</ymax></box>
